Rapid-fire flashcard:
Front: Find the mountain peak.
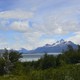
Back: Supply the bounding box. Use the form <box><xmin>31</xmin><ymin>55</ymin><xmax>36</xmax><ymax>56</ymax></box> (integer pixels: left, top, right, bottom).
<box><xmin>45</xmin><ymin>44</ymin><xmax>50</xmax><ymax>47</ymax></box>
<box><xmin>56</xmin><ymin>39</ymin><xmax>65</xmax><ymax>43</ymax></box>
<box><xmin>45</xmin><ymin>39</ymin><xmax>66</xmax><ymax>47</ymax></box>
<box><xmin>19</xmin><ymin>48</ymin><xmax>28</xmax><ymax>53</ymax></box>
<box><xmin>60</xmin><ymin>39</ymin><xmax>64</xmax><ymax>42</ymax></box>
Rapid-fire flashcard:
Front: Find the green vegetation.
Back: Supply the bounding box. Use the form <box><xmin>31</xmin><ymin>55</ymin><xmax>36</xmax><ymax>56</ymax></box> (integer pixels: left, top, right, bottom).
<box><xmin>0</xmin><ymin>45</ymin><xmax>80</xmax><ymax>80</ymax></box>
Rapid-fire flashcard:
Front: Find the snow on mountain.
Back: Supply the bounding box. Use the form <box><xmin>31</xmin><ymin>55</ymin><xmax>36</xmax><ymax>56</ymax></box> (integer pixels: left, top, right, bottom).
<box><xmin>27</xmin><ymin>39</ymin><xmax>78</xmax><ymax>54</ymax></box>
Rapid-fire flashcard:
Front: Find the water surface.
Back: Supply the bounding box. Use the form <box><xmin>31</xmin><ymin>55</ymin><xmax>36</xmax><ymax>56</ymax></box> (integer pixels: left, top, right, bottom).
<box><xmin>20</xmin><ymin>53</ymin><xmax>60</xmax><ymax>62</ymax></box>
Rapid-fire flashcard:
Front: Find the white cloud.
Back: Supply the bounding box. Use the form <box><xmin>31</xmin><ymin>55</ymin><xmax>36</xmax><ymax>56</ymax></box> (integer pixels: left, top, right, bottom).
<box><xmin>40</xmin><ymin>5</ymin><xmax>80</xmax><ymax>35</ymax></box>
<box><xmin>67</xmin><ymin>32</ymin><xmax>80</xmax><ymax>44</ymax></box>
<box><xmin>0</xmin><ymin>20</ymin><xmax>34</xmax><ymax>33</ymax></box>
<box><xmin>10</xmin><ymin>21</ymin><xmax>31</xmax><ymax>32</ymax></box>
<box><xmin>0</xmin><ymin>10</ymin><xmax>34</xmax><ymax>19</ymax></box>
<box><xmin>23</xmin><ymin>32</ymin><xmax>43</xmax><ymax>49</ymax></box>
<box><xmin>38</xmin><ymin>39</ymin><xmax>56</xmax><ymax>46</ymax></box>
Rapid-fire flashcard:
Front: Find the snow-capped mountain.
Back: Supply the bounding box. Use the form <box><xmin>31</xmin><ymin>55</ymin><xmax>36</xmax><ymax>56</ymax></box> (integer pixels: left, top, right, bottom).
<box><xmin>27</xmin><ymin>39</ymin><xmax>78</xmax><ymax>54</ymax></box>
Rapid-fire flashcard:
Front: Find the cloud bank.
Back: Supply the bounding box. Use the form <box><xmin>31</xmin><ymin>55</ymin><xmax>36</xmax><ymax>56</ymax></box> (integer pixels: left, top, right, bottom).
<box><xmin>0</xmin><ymin>0</ymin><xmax>80</xmax><ymax>49</ymax></box>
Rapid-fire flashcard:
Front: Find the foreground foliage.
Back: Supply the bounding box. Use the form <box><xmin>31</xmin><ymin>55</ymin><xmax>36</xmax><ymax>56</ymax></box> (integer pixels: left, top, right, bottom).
<box><xmin>0</xmin><ymin>64</ymin><xmax>80</xmax><ymax>80</ymax></box>
<box><xmin>0</xmin><ymin>45</ymin><xmax>80</xmax><ymax>80</ymax></box>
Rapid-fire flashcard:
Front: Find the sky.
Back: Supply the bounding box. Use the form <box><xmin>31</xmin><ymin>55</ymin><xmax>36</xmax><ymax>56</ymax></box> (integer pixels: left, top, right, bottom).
<box><xmin>0</xmin><ymin>0</ymin><xmax>80</xmax><ymax>50</ymax></box>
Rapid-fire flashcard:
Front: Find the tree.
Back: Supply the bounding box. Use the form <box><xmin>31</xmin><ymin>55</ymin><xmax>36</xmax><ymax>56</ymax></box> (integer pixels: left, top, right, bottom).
<box><xmin>0</xmin><ymin>58</ymin><xmax>5</xmax><ymax>75</ymax></box>
<box><xmin>2</xmin><ymin>49</ymin><xmax>22</xmax><ymax>74</ymax></box>
<box><xmin>9</xmin><ymin>50</ymin><xmax>22</xmax><ymax>63</ymax></box>
<box><xmin>39</xmin><ymin>54</ymin><xmax>57</xmax><ymax>69</ymax></box>
<box><xmin>61</xmin><ymin>45</ymin><xmax>80</xmax><ymax>64</ymax></box>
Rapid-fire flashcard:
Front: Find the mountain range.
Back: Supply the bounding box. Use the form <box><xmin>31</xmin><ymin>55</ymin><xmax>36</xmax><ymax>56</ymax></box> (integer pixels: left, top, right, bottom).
<box><xmin>19</xmin><ymin>39</ymin><xmax>78</xmax><ymax>54</ymax></box>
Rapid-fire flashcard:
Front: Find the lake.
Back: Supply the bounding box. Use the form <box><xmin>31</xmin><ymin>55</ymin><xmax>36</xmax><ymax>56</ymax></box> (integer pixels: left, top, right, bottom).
<box><xmin>20</xmin><ymin>53</ymin><xmax>60</xmax><ymax>62</ymax></box>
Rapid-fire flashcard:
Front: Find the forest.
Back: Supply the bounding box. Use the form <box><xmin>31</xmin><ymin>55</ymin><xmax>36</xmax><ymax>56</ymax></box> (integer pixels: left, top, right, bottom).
<box><xmin>0</xmin><ymin>45</ymin><xmax>80</xmax><ymax>80</ymax></box>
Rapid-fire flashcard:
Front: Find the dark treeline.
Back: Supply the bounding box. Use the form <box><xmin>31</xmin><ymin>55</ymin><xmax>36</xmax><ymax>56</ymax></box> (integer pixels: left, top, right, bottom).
<box><xmin>0</xmin><ymin>45</ymin><xmax>80</xmax><ymax>80</ymax></box>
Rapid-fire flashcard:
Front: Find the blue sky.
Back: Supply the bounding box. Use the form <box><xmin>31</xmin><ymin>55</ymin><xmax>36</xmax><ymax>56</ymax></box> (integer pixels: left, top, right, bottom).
<box><xmin>0</xmin><ymin>0</ymin><xmax>80</xmax><ymax>50</ymax></box>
